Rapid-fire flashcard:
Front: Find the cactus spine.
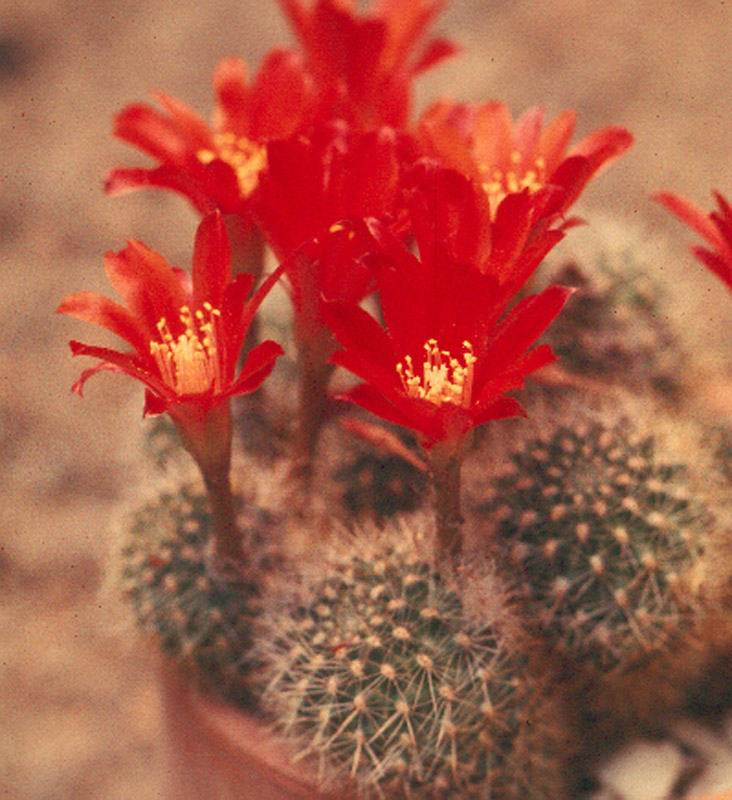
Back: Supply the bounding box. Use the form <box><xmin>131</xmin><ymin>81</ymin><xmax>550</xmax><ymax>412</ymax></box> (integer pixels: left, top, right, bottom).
<box><xmin>482</xmin><ymin>420</ymin><xmax>707</xmax><ymax>670</ymax></box>
<box><xmin>120</xmin><ymin>482</ymin><xmax>266</xmax><ymax>704</ymax></box>
<box><xmin>259</xmin><ymin>537</ymin><xmax>565</xmax><ymax>798</ymax></box>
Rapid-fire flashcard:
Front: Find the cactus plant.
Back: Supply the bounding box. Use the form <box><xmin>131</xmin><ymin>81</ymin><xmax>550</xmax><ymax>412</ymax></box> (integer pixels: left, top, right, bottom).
<box><xmin>120</xmin><ymin>480</ymin><xmax>278</xmax><ymax>705</ymax></box>
<box><xmin>335</xmin><ymin>450</ymin><xmax>429</xmax><ymax>522</ymax></box>
<box><xmin>259</xmin><ymin>534</ymin><xmax>569</xmax><ymax>799</ymax></box>
<box><xmin>540</xmin><ymin>253</ymin><xmax>688</xmax><ymax>402</ymax></box>
<box><xmin>480</xmin><ymin>419</ymin><xmax>707</xmax><ymax>672</ymax></box>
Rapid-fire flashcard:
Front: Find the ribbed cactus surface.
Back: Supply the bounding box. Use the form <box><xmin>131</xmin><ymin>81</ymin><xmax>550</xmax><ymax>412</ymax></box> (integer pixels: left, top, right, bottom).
<box><xmin>542</xmin><ymin>256</ymin><xmax>686</xmax><ymax>400</ymax></box>
<box><xmin>484</xmin><ymin>422</ymin><xmax>706</xmax><ymax>670</ymax></box>
<box><xmin>260</xmin><ymin>540</ymin><xmax>548</xmax><ymax>798</ymax></box>
<box><xmin>336</xmin><ymin>451</ymin><xmax>428</xmax><ymax>521</ymax></box>
<box><xmin>121</xmin><ymin>483</ymin><xmax>262</xmax><ymax>703</ymax></box>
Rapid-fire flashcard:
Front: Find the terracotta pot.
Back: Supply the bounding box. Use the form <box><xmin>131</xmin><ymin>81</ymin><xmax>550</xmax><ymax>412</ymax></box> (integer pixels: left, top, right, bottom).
<box><xmin>160</xmin><ymin>659</ymin><xmax>340</xmax><ymax>800</ymax></box>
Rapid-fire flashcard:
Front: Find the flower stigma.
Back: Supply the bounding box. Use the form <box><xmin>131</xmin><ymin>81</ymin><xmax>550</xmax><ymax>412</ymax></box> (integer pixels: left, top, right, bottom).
<box><xmin>397</xmin><ymin>340</ymin><xmax>476</xmax><ymax>407</ymax></box>
<box><xmin>481</xmin><ymin>150</ymin><xmax>546</xmax><ymax>218</ymax></box>
<box><xmin>150</xmin><ymin>303</ymin><xmax>223</xmax><ymax>395</ymax></box>
<box><xmin>197</xmin><ymin>133</ymin><xmax>267</xmax><ymax>198</ymax></box>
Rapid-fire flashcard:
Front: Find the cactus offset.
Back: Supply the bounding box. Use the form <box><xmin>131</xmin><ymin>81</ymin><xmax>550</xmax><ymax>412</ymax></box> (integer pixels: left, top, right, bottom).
<box><xmin>336</xmin><ymin>451</ymin><xmax>429</xmax><ymax>522</ymax></box>
<box><xmin>481</xmin><ymin>421</ymin><xmax>707</xmax><ymax>671</ymax></box>
<box><xmin>120</xmin><ymin>482</ymin><xmax>275</xmax><ymax>704</ymax></box>
<box><xmin>541</xmin><ymin>254</ymin><xmax>687</xmax><ymax>401</ymax></box>
<box><xmin>259</xmin><ymin>537</ymin><xmax>565</xmax><ymax>798</ymax></box>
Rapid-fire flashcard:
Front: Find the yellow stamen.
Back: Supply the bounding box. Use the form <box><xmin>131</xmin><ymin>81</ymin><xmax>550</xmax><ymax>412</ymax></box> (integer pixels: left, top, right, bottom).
<box><xmin>150</xmin><ymin>303</ymin><xmax>223</xmax><ymax>395</ymax></box>
<box><xmin>397</xmin><ymin>340</ymin><xmax>476</xmax><ymax>408</ymax></box>
<box><xmin>197</xmin><ymin>132</ymin><xmax>267</xmax><ymax>198</ymax></box>
<box><xmin>480</xmin><ymin>150</ymin><xmax>547</xmax><ymax>219</ymax></box>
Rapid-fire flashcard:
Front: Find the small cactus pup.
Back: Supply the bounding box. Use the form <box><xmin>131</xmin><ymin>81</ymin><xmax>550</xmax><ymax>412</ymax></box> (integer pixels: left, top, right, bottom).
<box><xmin>120</xmin><ymin>478</ymin><xmax>281</xmax><ymax>704</ymax></box>
<box><xmin>323</xmin><ymin>163</ymin><xmax>573</xmax><ymax>573</ymax></box>
<box><xmin>334</xmin><ymin>416</ymin><xmax>430</xmax><ymax>523</ymax></box>
<box><xmin>57</xmin><ymin>211</ymin><xmax>285</xmax><ymax>564</ymax></box>
<box><xmin>480</xmin><ymin>417</ymin><xmax>710</xmax><ymax>736</ymax></box>
<box><xmin>260</xmin><ymin>530</ymin><xmax>571</xmax><ymax>799</ymax></box>
<box><xmin>538</xmin><ymin>250</ymin><xmax>688</xmax><ymax>402</ymax></box>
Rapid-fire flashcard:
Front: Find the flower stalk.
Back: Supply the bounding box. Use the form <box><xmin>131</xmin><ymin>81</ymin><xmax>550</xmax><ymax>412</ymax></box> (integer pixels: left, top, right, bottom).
<box><xmin>292</xmin><ymin>348</ymin><xmax>335</xmax><ymax>484</ymax></box>
<box><xmin>170</xmin><ymin>402</ymin><xmax>241</xmax><ymax>562</ymax></box>
<box><xmin>430</xmin><ymin>449</ymin><xmax>464</xmax><ymax>572</ymax></box>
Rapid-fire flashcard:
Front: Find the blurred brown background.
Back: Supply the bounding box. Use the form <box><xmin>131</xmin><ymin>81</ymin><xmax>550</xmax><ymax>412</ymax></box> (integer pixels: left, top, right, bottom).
<box><xmin>2</xmin><ymin>1</ymin><xmax>732</xmax><ymax>797</ymax></box>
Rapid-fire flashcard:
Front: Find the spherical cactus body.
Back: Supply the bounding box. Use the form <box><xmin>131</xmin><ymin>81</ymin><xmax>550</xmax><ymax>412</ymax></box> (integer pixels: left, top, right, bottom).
<box><xmin>336</xmin><ymin>451</ymin><xmax>429</xmax><ymax>522</ymax></box>
<box><xmin>120</xmin><ymin>482</ymin><xmax>271</xmax><ymax>705</ymax></box>
<box><xmin>259</xmin><ymin>537</ymin><xmax>568</xmax><ymax>799</ymax></box>
<box><xmin>480</xmin><ymin>420</ymin><xmax>710</xmax><ymax>753</ymax></box>
<box><xmin>541</xmin><ymin>255</ymin><xmax>687</xmax><ymax>402</ymax></box>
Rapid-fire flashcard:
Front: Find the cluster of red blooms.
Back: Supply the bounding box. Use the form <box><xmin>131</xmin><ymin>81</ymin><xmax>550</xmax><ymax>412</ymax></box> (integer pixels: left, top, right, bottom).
<box><xmin>58</xmin><ymin>0</ymin><xmax>637</xmax><ymax>564</ymax></box>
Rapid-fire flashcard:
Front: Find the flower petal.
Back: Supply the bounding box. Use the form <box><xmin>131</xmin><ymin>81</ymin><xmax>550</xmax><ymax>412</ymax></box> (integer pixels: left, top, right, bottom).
<box><xmin>690</xmin><ymin>245</ymin><xmax>732</xmax><ymax>290</ymax></box>
<box><xmin>57</xmin><ymin>292</ymin><xmax>149</xmax><ymax>354</ymax></box>
<box><xmin>103</xmin><ymin>240</ymin><xmax>189</xmax><ymax>336</ymax></box>
<box><xmin>337</xmin><ymin>382</ymin><xmax>432</xmax><ymax>437</ymax></box>
<box><xmin>537</xmin><ymin>109</ymin><xmax>577</xmax><ymax>173</ymax></box>
<box><xmin>276</xmin><ymin>0</ymin><xmax>309</xmax><ymax>44</ymax></box>
<box><xmin>474</xmin><ymin>343</ymin><xmax>557</xmax><ymax>408</ymax></box>
<box><xmin>568</xmin><ymin>125</ymin><xmax>633</xmax><ymax>177</ymax></box>
<box><xmin>330</xmin><ymin>348</ymin><xmax>401</xmax><ymax>406</ymax></box>
<box><xmin>654</xmin><ymin>191</ymin><xmax>728</xmax><ymax>252</ymax></box>
<box><xmin>241</xmin><ymin>49</ymin><xmax>314</xmax><ymax>140</ymax></box>
<box><xmin>472</xmin><ymin>395</ymin><xmax>526</xmax><ymax>428</ymax></box>
<box><xmin>153</xmin><ymin>91</ymin><xmax>212</xmax><ymax>152</ymax></box>
<box><xmin>226</xmin><ymin>339</ymin><xmax>284</xmax><ymax>397</ymax></box>
<box><xmin>68</xmin><ymin>340</ymin><xmax>171</xmax><ymax>400</ymax></box>
<box><xmin>472</xmin><ymin>102</ymin><xmax>515</xmax><ymax>172</ymax></box>
<box><xmin>514</xmin><ymin>106</ymin><xmax>545</xmax><ymax>162</ymax></box>
<box><xmin>325</xmin><ymin>300</ymin><xmax>397</xmax><ymax>377</ymax></box>
<box><xmin>417</xmin><ymin>102</ymin><xmax>481</xmax><ymax>180</ymax></box>
<box><xmin>104</xmin><ymin>166</ymin><xmax>219</xmax><ymax>215</ymax></box>
<box><xmin>366</xmin><ymin>226</ymin><xmax>434</xmax><ymax>357</ymax></box>
<box><xmin>112</xmin><ymin>102</ymin><xmax>197</xmax><ymax>168</ymax></box>
<box><xmin>479</xmin><ymin>285</ymin><xmax>573</xmax><ymax>377</ymax></box>
<box><xmin>192</xmin><ymin>211</ymin><xmax>231</xmax><ymax>311</ymax></box>
<box><xmin>410</xmin><ymin>36</ymin><xmax>460</xmax><ymax>75</ymax></box>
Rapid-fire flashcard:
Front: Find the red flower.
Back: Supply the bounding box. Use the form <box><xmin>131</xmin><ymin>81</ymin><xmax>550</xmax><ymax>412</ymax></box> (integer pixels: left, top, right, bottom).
<box><xmin>418</xmin><ymin>101</ymin><xmax>633</xmax><ymax>221</ymax></box>
<box><xmin>254</xmin><ymin>122</ymin><xmax>405</xmax><ymax>258</ymax></box>
<box><xmin>253</xmin><ymin>123</ymin><xmax>407</xmax><ymax>349</ymax></box>
<box><xmin>654</xmin><ymin>190</ymin><xmax>732</xmax><ymax>290</ymax></box>
<box><xmin>105</xmin><ymin>51</ymin><xmax>316</xmax><ymax>219</ymax></box>
<box><xmin>277</xmin><ymin>0</ymin><xmax>458</xmax><ymax>129</ymax></box>
<box><xmin>323</xmin><ymin>166</ymin><xmax>572</xmax><ymax>450</ymax></box>
<box><xmin>57</xmin><ymin>212</ymin><xmax>284</xmax><ymax>421</ymax></box>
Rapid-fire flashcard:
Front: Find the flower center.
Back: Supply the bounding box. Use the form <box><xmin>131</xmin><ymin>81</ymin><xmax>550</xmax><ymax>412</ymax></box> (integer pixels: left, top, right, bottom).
<box><xmin>150</xmin><ymin>303</ymin><xmax>223</xmax><ymax>395</ymax></box>
<box><xmin>197</xmin><ymin>133</ymin><xmax>267</xmax><ymax>198</ymax></box>
<box><xmin>480</xmin><ymin>150</ymin><xmax>546</xmax><ymax>218</ymax></box>
<box><xmin>397</xmin><ymin>339</ymin><xmax>476</xmax><ymax>408</ymax></box>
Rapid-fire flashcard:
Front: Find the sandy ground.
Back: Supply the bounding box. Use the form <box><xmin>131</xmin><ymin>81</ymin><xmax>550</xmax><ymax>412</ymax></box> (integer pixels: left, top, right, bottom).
<box><xmin>3</xmin><ymin>0</ymin><xmax>732</xmax><ymax>797</ymax></box>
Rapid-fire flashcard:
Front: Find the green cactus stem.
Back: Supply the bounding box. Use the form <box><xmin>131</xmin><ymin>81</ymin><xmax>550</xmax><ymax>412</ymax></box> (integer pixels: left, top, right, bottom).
<box><xmin>540</xmin><ymin>255</ymin><xmax>687</xmax><ymax>402</ymax></box>
<box><xmin>120</xmin><ymin>482</ymin><xmax>278</xmax><ymax>705</ymax></box>
<box><xmin>259</xmin><ymin>538</ymin><xmax>566</xmax><ymax>798</ymax></box>
<box><xmin>482</xmin><ymin>420</ymin><xmax>707</xmax><ymax>671</ymax></box>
